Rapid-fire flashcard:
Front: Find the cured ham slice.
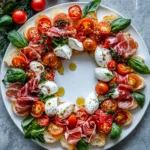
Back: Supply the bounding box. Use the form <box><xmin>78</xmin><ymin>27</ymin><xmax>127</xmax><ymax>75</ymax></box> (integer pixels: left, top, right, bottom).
<box><xmin>107</xmin><ymin>32</ymin><xmax>138</xmax><ymax>58</ymax></box>
<box><xmin>64</xmin><ymin>126</ymin><xmax>82</xmax><ymax>144</ymax></box>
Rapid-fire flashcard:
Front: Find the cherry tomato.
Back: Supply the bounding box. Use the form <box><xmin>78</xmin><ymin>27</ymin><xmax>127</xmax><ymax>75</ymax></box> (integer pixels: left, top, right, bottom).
<box><xmin>107</xmin><ymin>60</ymin><xmax>117</xmax><ymax>71</ymax></box>
<box><xmin>98</xmin><ymin>22</ymin><xmax>111</xmax><ymax>34</ymax></box>
<box><xmin>114</xmin><ymin>110</ymin><xmax>128</xmax><ymax>125</ymax></box>
<box><xmin>102</xmin><ymin>37</ymin><xmax>110</xmax><ymax>49</ymax></box>
<box><xmin>48</xmin><ymin>123</ymin><xmax>64</xmax><ymax>136</ymax></box>
<box><xmin>68</xmin><ymin>5</ymin><xmax>82</xmax><ymax>20</ymax></box>
<box><xmin>12</xmin><ymin>56</ymin><xmax>27</xmax><ymax>69</ymax></box>
<box><xmin>31</xmin><ymin>0</ymin><xmax>46</xmax><ymax>12</ymax></box>
<box><xmin>37</xmin><ymin>115</ymin><xmax>50</xmax><ymax>126</ymax></box>
<box><xmin>76</xmin><ymin>32</ymin><xmax>86</xmax><ymax>42</ymax></box>
<box><xmin>67</xmin><ymin>114</ymin><xmax>77</xmax><ymax>129</ymax></box>
<box><xmin>83</xmin><ymin>38</ymin><xmax>97</xmax><ymax>51</ymax></box>
<box><xmin>42</xmin><ymin>52</ymin><xmax>58</xmax><ymax>68</ymax></box>
<box><xmin>27</xmin><ymin>27</ymin><xmax>41</xmax><ymax>41</ymax></box>
<box><xmin>66</xmin><ymin>26</ymin><xmax>77</xmax><ymax>38</ymax></box>
<box><xmin>98</xmin><ymin>121</ymin><xmax>112</xmax><ymax>134</ymax></box>
<box><xmin>117</xmin><ymin>63</ymin><xmax>131</xmax><ymax>75</ymax></box>
<box><xmin>95</xmin><ymin>82</ymin><xmax>109</xmax><ymax>95</ymax></box>
<box><xmin>77</xmin><ymin>18</ymin><xmax>94</xmax><ymax>35</ymax></box>
<box><xmin>89</xmin><ymin>27</ymin><xmax>102</xmax><ymax>42</ymax></box>
<box><xmin>101</xmin><ymin>99</ymin><xmax>117</xmax><ymax>112</ymax></box>
<box><xmin>12</xmin><ymin>10</ymin><xmax>27</xmax><ymax>24</ymax></box>
<box><xmin>31</xmin><ymin>101</ymin><xmax>44</xmax><ymax>118</ymax></box>
<box><xmin>37</xmin><ymin>18</ymin><xmax>51</xmax><ymax>33</ymax></box>
<box><xmin>76</xmin><ymin>109</ymin><xmax>89</xmax><ymax>121</ymax></box>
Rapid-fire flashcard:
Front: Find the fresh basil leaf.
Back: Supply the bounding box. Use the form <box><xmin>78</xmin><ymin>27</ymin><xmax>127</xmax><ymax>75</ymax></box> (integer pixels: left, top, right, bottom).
<box><xmin>110</xmin><ymin>123</ymin><xmax>122</xmax><ymax>139</ymax></box>
<box><xmin>0</xmin><ymin>15</ymin><xmax>13</xmax><ymax>28</ymax></box>
<box><xmin>110</xmin><ymin>48</ymin><xmax>122</xmax><ymax>62</ymax></box>
<box><xmin>40</xmin><ymin>94</ymin><xmax>54</xmax><ymax>103</ymax></box>
<box><xmin>55</xmin><ymin>19</ymin><xmax>69</xmax><ymax>28</ymax></box>
<box><xmin>82</xmin><ymin>0</ymin><xmax>101</xmax><ymax>18</ymax></box>
<box><xmin>128</xmin><ymin>57</ymin><xmax>150</xmax><ymax>74</ymax></box>
<box><xmin>106</xmin><ymin>110</ymin><xmax>115</xmax><ymax>114</ymax></box>
<box><xmin>8</xmin><ymin>30</ymin><xmax>29</xmax><ymax>48</ymax></box>
<box><xmin>39</xmin><ymin>72</ymin><xmax>46</xmax><ymax>84</ymax></box>
<box><xmin>111</xmin><ymin>18</ymin><xmax>131</xmax><ymax>33</ymax></box>
<box><xmin>21</xmin><ymin>115</ymin><xmax>35</xmax><ymax>129</ymax></box>
<box><xmin>131</xmin><ymin>92</ymin><xmax>145</xmax><ymax>108</ymax></box>
<box><xmin>32</xmin><ymin>134</ymin><xmax>45</xmax><ymax>143</ymax></box>
<box><xmin>76</xmin><ymin>138</ymin><xmax>89</xmax><ymax>150</ymax></box>
<box><xmin>105</xmin><ymin>73</ymin><xmax>114</xmax><ymax>79</ymax></box>
<box><xmin>52</xmin><ymin>37</ymin><xmax>68</xmax><ymax>49</ymax></box>
<box><xmin>3</xmin><ymin>68</ymin><xmax>27</xmax><ymax>85</ymax></box>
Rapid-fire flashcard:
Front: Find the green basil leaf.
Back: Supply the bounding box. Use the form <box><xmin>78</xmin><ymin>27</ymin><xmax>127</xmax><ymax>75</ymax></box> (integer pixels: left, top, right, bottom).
<box><xmin>40</xmin><ymin>95</ymin><xmax>54</xmax><ymax>103</ymax></box>
<box><xmin>82</xmin><ymin>0</ymin><xmax>101</xmax><ymax>18</ymax></box>
<box><xmin>52</xmin><ymin>37</ymin><xmax>68</xmax><ymax>49</ymax></box>
<box><xmin>110</xmin><ymin>48</ymin><xmax>122</xmax><ymax>62</ymax></box>
<box><xmin>3</xmin><ymin>68</ymin><xmax>27</xmax><ymax>85</ymax></box>
<box><xmin>110</xmin><ymin>123</ymin><xmax>122</xmax><ymax>139</ymax></box>
<box><xmin>128</xmin><ymin>57</ymin><xmax>150</xmax><ymax>74</ymax></box>
<box><xmin>21</xmin><ymin>115</ymin><xmax>35</xmax><ymax>129</ymax></box>
<box><xmin>76</xmin><ymin>138</ymin><xmax>89</xmax><ymax>150</ymax></box>
<box><xmin>39</xmin><ymin>72</ymin><xmax>46</xmax><ymax>84</ymax></box>
<box><xmin>8</xmin><ymin>30</ymin><xmax>29</xmax><ymax>48</ymax></box>
<box><xmin>32</xmin><ymin>134</ymin><xmax>45</xmax><ymax>143</ymax></box>
<box><xmin>0</xmin><ymin>15</ymin><xmax>13</xmax><ymax>28</ymax></box>
<box><xmin>106</xmin><ymin>110</ymin><xmax>115</xmax><ymax>114</ymax></box>
<box><xmin>111</xmin><ymin>18</ymin><xmax>131</xmax><ymax>33</ymax></box>
<box><xmin>131</xmin><ymin>92</ymin><xmax>145</xmax><ymax>108</ymax></box>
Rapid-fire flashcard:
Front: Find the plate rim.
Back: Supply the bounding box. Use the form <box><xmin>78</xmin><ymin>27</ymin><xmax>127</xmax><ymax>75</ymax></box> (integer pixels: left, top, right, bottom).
<box><xmin>1</xmin><ymin>2</ymin><xmax>150</xmax><ymax>150</ymax></box>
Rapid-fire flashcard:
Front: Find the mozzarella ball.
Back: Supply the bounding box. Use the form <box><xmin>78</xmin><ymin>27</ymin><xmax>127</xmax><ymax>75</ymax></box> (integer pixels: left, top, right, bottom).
<box><xmin>29</xmin><ymin>61</ymin><xmax>44</xmax><ymax>74</ymax></box>
<box><xmin>85</xmin><ymin>92</ymin><xmax>99</xmax><ymax>115</ymax></box>
<box><xmin>94</xmin><ymin>47</ymin><xmax>112</xmax><ymax>67</ymax></box>
<box><xmin>45</xmin><ymin>97</ymin><xmax>58</xmax><ymax>117</ymax></box>
<box><xmin>95</xmin><ymin>68</ymin><xmax>114</xmax><ymax>82</ymax></box>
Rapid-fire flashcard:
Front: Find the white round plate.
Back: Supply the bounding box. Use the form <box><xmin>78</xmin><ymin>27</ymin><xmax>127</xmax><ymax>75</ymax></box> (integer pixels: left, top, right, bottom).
<box><xmin>1</xmin><ymin>2</ymin><xmax>150</xmax><ymax>150</ymax></box>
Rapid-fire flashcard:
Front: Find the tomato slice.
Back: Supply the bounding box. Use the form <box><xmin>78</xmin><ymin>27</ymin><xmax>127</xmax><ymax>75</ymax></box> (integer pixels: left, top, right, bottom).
<box><xmin>12</xmin><ymin>56</ymin><xmax>27</xmax><ymax>69</ymax></box>
<box><xmin>37</xmin><ymin>18</ymin><xmax>51</xmax><ymax>33</ymax></box>
<box><xmin>48</xmin><ymin>123</ymin><xmax>64</xmax><ymax>136</ymax></box>
<box><xmin>113</xmin><ymin>110</ymin><xmax>128</xmax><ymax>125</ymax></box>
<box><xmin>76</xmin><ymin>109</ymin><xmax>89</xmax><ymax>121</ymax></box>
<box><xmin>117</xmin><ymin>63</ymin><xmax>131</xmax><ymax>75</ymax></box>
<box><xmin>76</xmin><ymin>32</ymin><xmax>86</xmax><ymax>42</ymax></box>
<box><xmin>68</xmin><ymin>5</ymin><xmax>82</xmax><ymax>20</ymax></box>
<box><xmin>101</xmin><ymin>99</ymin><xmax>117</xmax><ymax>112</ymax></box>
<box><xmin>77</xmin><ymin>18</ymin><xmax>94</xmax><ymax>35</ymax></box>
<box><xmin>98</xmin><ymin>21</ymin><xmax>111</xmax><ymax>34</ymax></box>
<box><xmin>98</xmin><ymin>121</ymin><xmax>112</xmax><ymax>134</ymax></box>
<box><xmin>95</xmin><ymin>81</ymin><xmax>109</xmax><ymax>95</ymax></box>
<box><xmin>31</xmin><ymin>101</ymin><xmax>45</xmax><ymax>118</ymax></box>
<box><xmin>67</xmin><ymin>114</ymin><xmax>77</xmax><ymax>129</ymax></box>
<box><xmin>37</xmin><ymin>115</ymin><xmax>50</xmax><ymax>127</ymax></box>
<box><xmin>27</xmin><ymin>27</ymin><xmax>41</xmax><ymax>41</ymax></box>
<box><xmin>107</xmin><ymin>60</ymin><xmax>117</xmax><ymax>71</ymax></box>
<box><xmin>83</xmin><ymin>38</ymin><xmax>97</xmax><ymax>51</ymax></box>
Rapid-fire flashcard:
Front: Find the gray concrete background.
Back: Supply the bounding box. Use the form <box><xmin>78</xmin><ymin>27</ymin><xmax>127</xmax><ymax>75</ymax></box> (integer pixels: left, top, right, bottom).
<box><xmin>0</xmin><ymin>0</ymin><xmax>150</xmax><ymax>150</ymax></box>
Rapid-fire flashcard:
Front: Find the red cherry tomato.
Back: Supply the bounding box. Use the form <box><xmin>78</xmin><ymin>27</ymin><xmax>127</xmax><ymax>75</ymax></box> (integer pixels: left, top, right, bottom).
<box><xmin>37</xmin><ymin>115</ymin><xmax>50</xmax><ymax>126</ymax></box>
<box><xmin>76</xmin><ymin>109</ymin><xmax>89</xmax><ymax>121</ymax></box>
<box><xmin>27</xmin><ymin>27</ymin><xmax>41</xmax><ymax>41</ymax></box>
<box><xmin>95</xmin><ymin>82</ymin><xmax>109</xmax><ymax>95</ymax></box>
<box><xmin>117</xmin><ymin>63</ymin><xmax>131</xmax><ymax>75</ymax></box>
<box><xmin>37</xmin><ymin>18</ymin><xmax>52</xmax><ymax>33</ymax></box>
<box><xmin>107</xmin><ymin>60</ymin><xmax>117</xmax><ymax>71</ymax></box>
<box><xmin>83</xmin><ymin>38</ymin><xmax>97</xmax><ymax>51</ymax></box>
<box><xmin>98</xmin><ymin>21</ymin><xmax>111</xmax><ymax>34</ymax></box>
<box><xmin>76</xmin><ymin>32</ymin><xmax>86</xmax><ymax>42</ymax></box>
<box><xmin>31</xmin><ymin>101</ymin><xmax>45</xmax><ymax>118</ymax></box>
<box><xmin>31</xmin><ymin>0</ymin><xmax>46</xmax><ymax>12</ymax></box>
<box><xmin>98</xmin><ymin>121</ymin><xmax>112</xmax><ymax>134</ymax></box>
<box><xmin>12</xmin><ymin>56</ymin><xmax>27</xmax><ymax>69</ymax></box>
<box><xmin>12</xmin><ymin>10</ymin><xmax>27</xmax><ymax>24</ymax></box>
<box><xmin>67</xmin><ymin>114</ymin><xmax>77</xmax><ymax>129</ymax></box>
<box><xmin>68</xmin><ymin>5</ymin><xmax>82</xmax><ymax>20</ymax></box>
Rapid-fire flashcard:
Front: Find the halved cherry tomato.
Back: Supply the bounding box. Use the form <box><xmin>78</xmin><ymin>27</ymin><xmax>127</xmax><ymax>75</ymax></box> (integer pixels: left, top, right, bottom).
<box><xmin>12</xmin><ymin>10</ymin><xmax>27</xmax><ymax>24</ymax></box>
<box><xmin>42</xmin><ymin>52</ymin><xmax>58</xmax><ymax>68</ymax></box>
<box><xmin>67</xmin><ymin>114</ymin><xmax>77</xmax><ymax>129</ymax></box>
<box><xmin>101</xmin><ymin>99</ymin><xmax>117</xmax><ymax>112</ymax></box>
<box><xmin>31</xmin><ymin>0</ymin><xmax>46</xmax><ymax>12</ymax></box>
<box><xmin>12</xmin><ymin>56</ymin><xmax>27</xmax><ymax>69</ymax></box>
<box><xmin>128</xmin><ymin>73</ymin><xmax>142</xmax><ymax>89</ymax></box>
<box><xmin>76</xmin><ymin>32</ymin><xmax>86</xmax><ymax>42</ymax></box>
<box><xmin>114</xmin><ymin>110</ymin><xmax>128</xmax><ymax>125</ymax></box>
<box><xmin>48</xmin><ymin>123</ymin><xmax>64</xmax><ymax>136</ymax></box>
<box><xmin>76</xmin><ymin>109</ymin><xmax>89</xmax><ymax>121</ymax></box>
<box><xmin>117</xmin><ymin>63</ymin><xmax>131</xmax><ymax>75</ymax></box>
<box><xmin>66</xmin><ymin>26</ymin><xmax>77</xmax><ymax>38</ymax></box>
<box><xmin>27</xmin><ymin>27</ymin><xmax>41</xmax><ymax>41</ymax></box>
<box><xmin>83</xmin><ymin>38</ymin><xmax>97</xmax><ymax>51</ymax></box>
<box><xmin>37</xmin><ymin>115</ymin><xmax>50</xmax><ymax>127</ymax></box>
<box><xmin>77</xmin><ymin>18</ymin><xmax>94</xmax><ymax>35</ymax></box>
<box><xmin>31</xmin><ymin>101</ymin><xmax>44</xmax><ymax>118</ymax></box>
<box><xmin>98</xmin><ymin>21</ymin><xmax>111</xmax><ymax>34</ymax></box>
<box><xmin>107</xmin><ymin>60</ymin><xmax>117</xmax><ymax>71</ymax></box>
<box><xmin>68</xmin><ymin>5</ymin><xmax>82</xmax><ymax>20</ymax></box>
<box><xmin>98</xmin><ymin>121</ymin><xmax>112</xmax><ymax>134</ymax></box>
<box><xmin>37</xmin><ymin>18</ymin><xmax>51</xmax><ymax>33</ymax></box>
<box><xmin>95</xmin><ymin>82</ymin><xmax>109</xmax><ymax>95</ymax></box>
